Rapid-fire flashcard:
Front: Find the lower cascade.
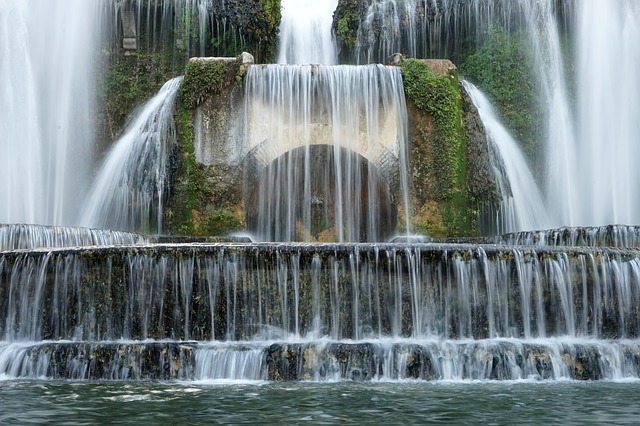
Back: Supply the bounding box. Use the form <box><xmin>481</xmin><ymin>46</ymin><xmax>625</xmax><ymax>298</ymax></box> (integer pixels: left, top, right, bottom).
<box><xmin>1</xmin><ymin>238</ymin><xmax>640</xmax><ymax>381</ymax></box>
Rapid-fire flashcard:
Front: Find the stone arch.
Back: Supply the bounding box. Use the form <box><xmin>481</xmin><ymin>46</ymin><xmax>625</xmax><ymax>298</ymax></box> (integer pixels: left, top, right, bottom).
<box><xmin>243</xmin><ymin>135</ymin><xmax>401</xmax><ymax>195</ymax></box>
<box><xmin>245</xmin><ymin>145</ymin><xmax>398</xmax><ymax>242</ymax></box>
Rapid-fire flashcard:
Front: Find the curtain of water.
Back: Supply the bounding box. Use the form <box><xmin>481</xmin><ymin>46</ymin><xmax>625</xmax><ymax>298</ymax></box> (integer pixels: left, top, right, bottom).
<box><xmin>0</xmin><ymin>0</ymin><xmax>99</xmax><ymax>226</ymax></box>
<box><xmin>277</xmin><ymin>0</ymin><xmax>339</xmax><ymax>65</ymax></box>
<box><xmin>103</xmin><ymin>0</ymin><xmax>248</xmax><ymax>59</ymax></box>
<box><xmin>242</xmin><ymin>65</ymin><xmax>409</xmax><ymax>242</ymax></box>
<box><xmin>80</xmin><ymin>77</ymin><xmax>182</xmax><ymax>233</ymax></box>
<box><xmin>574</xmin><ymin>1</ymin><xmax>640</xmax><ymax>226</ymax></box>
<box><xmin>463</xmin><ymin>81</ymin><xmax>550</xmax><ymax>233</ymax></box>
<box><xmin>354</xmin><ymin>0</ymin><xmax>522</xmax><ymax>64</ymax></box>
<box><xmin>1</xmin><ymin>244</ymin><xmax>640</xmax><ymax>342</ymax></box>
<box><xmin>0</xmin><ymin>224</ymin><xmax>146</xmax><ymax>250</ymax></box>
<box><xmin>516</xmin><ymin>0</ymin><xmax>578</xmax><ymax>228</ymax></box>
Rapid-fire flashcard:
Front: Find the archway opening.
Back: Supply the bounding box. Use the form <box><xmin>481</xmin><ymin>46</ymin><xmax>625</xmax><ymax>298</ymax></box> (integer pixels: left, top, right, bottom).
<box><xmin>246</xmin><ymin>145</ymin><xmax>397</xmax><ymax>242</ymax></box>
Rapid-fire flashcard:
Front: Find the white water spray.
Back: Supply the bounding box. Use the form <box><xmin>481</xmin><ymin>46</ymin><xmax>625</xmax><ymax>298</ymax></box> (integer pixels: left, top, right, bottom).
<box><xmin>277</xmin><ymin>0</ymin><xmax>339</xmax><ymax>64</ymax></box>
<box><xmin>0</xmin><ymin>0</ymin><xmax>99</xmax><ymax>225</ymax></box>
<box><xmin>80</xmin><ymin>77</ymin><xmax>182</xmax><ymax>233</ymax></box>
<box><xmin>573</xmin><ymin>0</ymin><xmax>640</xmax><ymax>226</ymax></box>
<box><xmin>242</xmin><ymin>65</ymin><xmax>409</xmax><ymax>242</ymax></box>
<box><xmin>463</xmin><ymin>81</ymin><xmax>550</xmax><ymax>233</ymax></box>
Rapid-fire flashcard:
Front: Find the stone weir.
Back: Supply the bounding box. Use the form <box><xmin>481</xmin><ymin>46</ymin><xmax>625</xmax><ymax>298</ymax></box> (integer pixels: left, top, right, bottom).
<box><xmin>1</xmin><ymin>242</ymin><xmax>640</xmax><ymax>381</ymax></box>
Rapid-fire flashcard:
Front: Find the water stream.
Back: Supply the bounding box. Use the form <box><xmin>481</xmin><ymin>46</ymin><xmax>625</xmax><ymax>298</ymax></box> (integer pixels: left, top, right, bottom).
<box><xmin>242</xmin><ymin>64</ymin><xmax>410</xmax><ymax>242</ymax></box>
<box><xmin>79</xmin><ymin>77</ymin><xmax>182</xmax><ymax>233</ymax></box>
<box><xmin>463</xmin><ymin>81</ymin><xmax>550</xmax><ymax>233</ymax></box>
<box><xmin>277</xmin><ymin>0</ymin><xmax>339</xmax><ymax>64</ymax></box>
<box><xmin>0</xmin><ymin>0</ymin><xmax>100</xmax><ymax>225</ymax></box>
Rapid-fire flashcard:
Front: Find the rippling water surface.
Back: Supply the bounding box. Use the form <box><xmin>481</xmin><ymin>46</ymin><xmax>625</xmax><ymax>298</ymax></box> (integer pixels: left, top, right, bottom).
<box><xmin>0</xmin><ymin>381</ymin><xmax>639</xmax><ymax>424</ymax></box>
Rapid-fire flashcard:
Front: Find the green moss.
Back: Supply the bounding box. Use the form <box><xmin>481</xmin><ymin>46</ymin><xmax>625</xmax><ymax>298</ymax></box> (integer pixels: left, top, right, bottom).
<box><xmin>98</xmin><ymin>49</ymin><xmax>178</xmax><ymax>152</ymax></box>
<box><xmin>167</xmin><ymin>98</ymin><xmax>244</xmax><ymax>237</ymax></box>
<box><xmin>202</xmin><ymin>207</ymin><xmax>244</xmax><ymax>236</ymax></box>
<box><xmin>247</xmin><ymin>0</ymin><xmax>282</xmax><ymax>63</ymax></box>
<box><xmin>167</xmin><ymin>104</ymin><xmax>204</xmax><ymax>235</ymax></box>
<box><xmin>334</xmin><ymin>0</ymin><xmax>361</xmax><ymax>52</ymax></box>
<box><xmin>400</xmin><ymin>58</ymin><xmax>474</xmax><ymax>236</ymax></box>
<box><xmin>461</xmin><ymin>27</ymin><xmax>540</xmax><ymax>164</ymax></box>
<box><xmin>180</xmin><ymin>59</ymin><xmax>236</xmax><ymax>110</ymax></box>
<box><xmin>401</xmin><ymin>59</ymin><xmax>462</xmax><ymax>199</ymax></box>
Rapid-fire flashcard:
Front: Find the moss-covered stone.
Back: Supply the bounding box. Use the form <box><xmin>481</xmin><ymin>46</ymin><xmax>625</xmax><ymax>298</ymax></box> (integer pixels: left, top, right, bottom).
<box><xmin>399</xmin><ymin>58</ymin><xmax>475</xmax><ymax>237</ymax></box>
<box><xmin>97</xmin><ymin>49</ymin><xmax>179</xmax><ymax>154</ymax></box>
<box><xmin>251</xmin><ymin>0</ymin><xmax>282</xmax><ymax>63</ymax></box>
<box><xmin>180</xmin><ymin>58</ymin><xmax>239</xmax><ymax>110</ymax></box>
<box><xmin>166</xmin><ymin>57</ymin><xmax>246</xmax><ymax>237</ymax></box>
<box><xmin>166</xmin><ymin>104</ymin><xmax>203</xmax><ymax>236</ymax></box>
<box><xmin>203</xmin><ymin>0</ymin><xmax>281</xmax><ymax>63</ymax></box>
<box><xmin>333</xmin><ymin>0</ymin><xmax>364</xmax><ymax>61</ymax></box>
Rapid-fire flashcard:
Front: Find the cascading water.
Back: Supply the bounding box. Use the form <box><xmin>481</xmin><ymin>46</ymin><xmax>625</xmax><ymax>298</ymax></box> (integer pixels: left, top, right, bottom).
<box><xmin>571</xmin><ymin>1</ymin><xmax>640</xmax><ymax>226</ymax></box>
<box><xmin>355</xmin><ymin>0</ymin><xmax>640</xmax><ymax>228</ymax></box>
<box><xmin>0</xmin><ymin>224</ymin><xmax>146</xmax><ymax>250</ymax></box>
<box><xmin>103</xmin><ymin>0</ymin><xmax>246</xmax><ymax>59</ymax></box>
<box><xmin>79</xmin><ymin>77</ymin><xmax>182</xmax><ymax>233</ymax></box>
<box><xmin>3</xmin><ymin>0</ymin><xmax>640</xmax><ymax>393</ymax></box>
<box><xmin>277</xmin><ymin>0</ymin><xmax>339</xmax><ymax>64</ymax></box>
<box><xmin>0</xmin><ymin>0</ymin><xmax>100</xmax><ymax>225</ymax></box>
<box><xmin>490</xmin><ymin>225</ymin><xmax>640</xmax><ymax>248</ymax></box>
<box><xmin>242</xmin><ymin>64</ymin><xmax>410</xmax><ymax>242</ymax></box>
<box><xmin>1</xmin><ymin>243</ymin><xmax>640</xmax><ymax>380</ymax></box>
<box><xmin>463</xmin><ymin>81</ymin><xmax>550</xmax><ymax>233</ymax></box>
<box><xmin>354</xmin><ymin>0</ymin><xmax>522</xmax><ymax>64</ymax></box>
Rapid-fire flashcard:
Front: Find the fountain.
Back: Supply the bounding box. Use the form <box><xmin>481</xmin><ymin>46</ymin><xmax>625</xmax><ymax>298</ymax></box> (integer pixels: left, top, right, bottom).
<box><xmin>1</xmin><ymin>0</ymin><xmax>640</xmax><ymax>395</ymax></box>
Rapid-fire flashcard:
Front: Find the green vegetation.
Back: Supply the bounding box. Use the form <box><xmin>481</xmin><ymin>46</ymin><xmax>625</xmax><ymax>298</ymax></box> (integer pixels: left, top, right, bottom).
<box><xmin>248</xmin><ymin>0</ymin><xmax>282</xmax><ymax>62</ymax></box>
<box><xmin>400</xmin><ymin>58</ymin><xmax>474</xmax><ymax>236</ymax></box>
<box><xmin>168</xmin><ymin>104</ymin><xmax>244</xmax><ymax>237</ymax></box>
<box><xmin>168</xmin><ymin>68</ymin><xmax>244</xmax><ymax>237</ymax></box>
<box><xmin>98</xmin><ymin>49</ymin><xmax>178</xmax><ymax>152</ymax></box>
<box><xmin>167</xmin><ymin>104</ymin><xmax>203</xmax><ymax>235</ymax></box>
<box><xmin>334</xmin><ymin>0</ymin><xmax>361</xmax><ymax>52</ymax></box>
<box><xmin>461</xmin><ymin>27</ymin><xmax>540</xmax><ymax>163</ymax></box>
<box><xmin>179</xmin><ymin>59</ymin><xmax>235</xmax><ymax>110</ymax></box>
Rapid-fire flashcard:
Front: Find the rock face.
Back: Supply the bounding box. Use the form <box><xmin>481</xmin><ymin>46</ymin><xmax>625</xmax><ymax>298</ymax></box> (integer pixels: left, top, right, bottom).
<box><xmin>165</xmin><ymin>55</ymin><xmax>249</xmax><ymax>237</ymax></box>
<box><xmin>398</xmin><ymin>57</ymin><xmax>496</xmax><ymax>237</ymax></box>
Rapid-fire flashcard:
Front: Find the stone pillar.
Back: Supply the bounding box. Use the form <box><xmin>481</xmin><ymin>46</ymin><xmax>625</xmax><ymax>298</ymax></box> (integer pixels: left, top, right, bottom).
<box><xmin>122</xmin><ymin>8</ymin><xmax>137</xmax><ymax>52</ymax></box>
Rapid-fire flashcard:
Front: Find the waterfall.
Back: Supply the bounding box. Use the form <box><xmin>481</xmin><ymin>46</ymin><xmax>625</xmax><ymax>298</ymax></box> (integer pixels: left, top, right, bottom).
<box><xmin>355</xmin><ymin>0</ymin><xmax>640</xmax><ymax>229</ymax></box>
<box><xmin>277</xmin><ymin>0</ymin><xmax>339</xmax><ymax>64</ymax></box>
<box><xmin>463</xmin><ymin>81</ymin><xmax>550</xmax><ymax>233</ymax></box>
<box><xmin>0</xmin><ymin>0</ymin><xmax>100</xmax><ymax>225</ymax></box>
<box><xmin>517</xmin><ymin>0</ymin><xmax>578</xmax><ymax>227</ymax></box>
<box><xmin>354</xmin><ymin>0</ymin><xmax>522</xmax><ymax>64</ymax></box>
<box><xmin>0</xmin><ymin>224</ymin><xmax>146</xmax><ymax>250</ymax></box>
<box><xmin>490</xmin><ymin>225</ymin><xmax>640</xmax><ymax>248</ymax></box>
<box><xmin>80</xmin><ymin>77</ymin><xmax>182</xmax><ymax>233</ymax></box>
<box><xmin>2</xmin><ymin>243</ymin><xmax>640</xmax><ymax>342</ymax></box>
<box><xmin>242</xmin><ymin>64</ymin><xmax>410</xmax><ymax>242</ymax></box>
<box><xmin>1</xmin><ymin>242</ymin><xmax>640</xmax><ymax>380</ymax></box>
<box><xmin>102</xmin><ymin>0</ymin><xmax>260</xmax><ymax>59</ymax></box>
<box><xmin>3</xmin><ymin>0</ymin><xmax>640</xmax><ymax>385</ymax></box>
<box><xmin>572</xmin><ymin>1</ymin><xmax>640</xmax><ymax>226</ymax></box>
